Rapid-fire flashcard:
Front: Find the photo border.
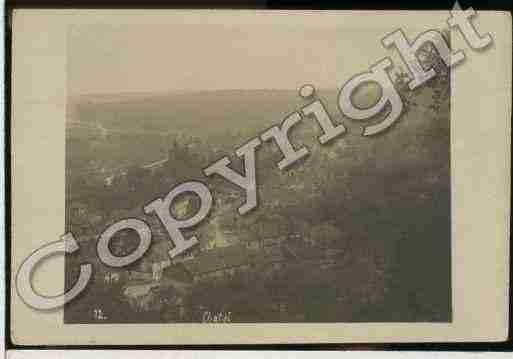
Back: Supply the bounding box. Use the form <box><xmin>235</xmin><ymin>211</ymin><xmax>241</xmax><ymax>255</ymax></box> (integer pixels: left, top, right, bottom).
<box><xmin>3</xmin><ymin>0</ymin><xmax>512</xmax><ymax>352</ymax></box>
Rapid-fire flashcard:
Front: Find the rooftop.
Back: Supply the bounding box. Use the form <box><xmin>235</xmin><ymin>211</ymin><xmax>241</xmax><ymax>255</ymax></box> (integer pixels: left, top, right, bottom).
<box><xmin>182</xmin><ymin>244</ymin><xmax>257</xmax><ymax>275</ymax></box>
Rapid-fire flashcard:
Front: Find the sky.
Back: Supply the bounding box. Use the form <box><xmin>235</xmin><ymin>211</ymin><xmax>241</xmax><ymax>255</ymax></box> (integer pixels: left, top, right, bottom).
<box><xmin>67</xmin><ymin>20</ymin><xmax>406</xmax><ymax>96</ymax></box>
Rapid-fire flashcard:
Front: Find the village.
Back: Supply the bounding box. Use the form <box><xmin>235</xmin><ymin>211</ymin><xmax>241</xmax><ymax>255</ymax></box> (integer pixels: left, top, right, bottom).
<box><xmin>64</xmin><ymin>139</ymin><xmax>390</xmax><ymax>323</ymax></box>
<box><xmin>66</xmin><ymin>181</ymin><xmax>365</xmax><ymax>323</ymax></box>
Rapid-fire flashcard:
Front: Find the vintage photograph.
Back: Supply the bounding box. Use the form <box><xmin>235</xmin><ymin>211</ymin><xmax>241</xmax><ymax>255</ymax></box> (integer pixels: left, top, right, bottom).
<box><xmin>10</xmin><ymin>9</ymin><xmax>511</xmax><ymax>345</ymax></box>
<box><xmin>63</xmin><ymin>23</ymin><xmax>451</xmax><ymax>324</ymax></box>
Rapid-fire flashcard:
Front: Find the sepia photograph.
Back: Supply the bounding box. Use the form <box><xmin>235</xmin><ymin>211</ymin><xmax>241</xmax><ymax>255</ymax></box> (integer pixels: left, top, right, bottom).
<box><xmin>9</xmin><ymin>10</ymin><xmax>510</xmax><ymax>345</ymax></box>
<box><xmin>64</xmin><ymin>24</ymin><xmax>451</xmax><ymax>324</ymax></box>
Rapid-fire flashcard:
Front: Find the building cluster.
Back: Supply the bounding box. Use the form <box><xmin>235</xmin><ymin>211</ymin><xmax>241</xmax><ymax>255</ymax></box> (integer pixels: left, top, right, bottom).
<box><xmin>107</xmin><ymin>225</ymin><xmax>345</xmax><ymax>317</ymax></box>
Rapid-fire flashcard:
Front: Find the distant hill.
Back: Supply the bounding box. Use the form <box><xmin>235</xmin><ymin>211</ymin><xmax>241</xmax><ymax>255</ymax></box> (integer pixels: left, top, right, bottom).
<box><xmin>67</xmin><ymin>89</ymin><xmax>319</xmax><ymax>138</ymax></box>
<box><xmin>66</xmin><ymin>86</ymin><xmax>449</xmax><ymax>179</ymax></box>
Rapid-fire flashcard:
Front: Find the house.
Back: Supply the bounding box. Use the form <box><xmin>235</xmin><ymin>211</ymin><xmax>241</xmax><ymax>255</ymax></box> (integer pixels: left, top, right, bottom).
<box><xmin>127</xmin><ymin>270</ymin><xmax>153</xmax><ymax>282</ymax></box>
<box><xmin>142</xmin><ymin>157</ymin><xmax>168</xmax><ymax>174</ymax></box>
<box><xmin>181</xmin><ymin>241</ymin><xmax>294</xmax><ymax>282</ymax></box>
<box><xmin>171</xmin><ymin>251</ymin><xmax>196</xmax><ymax>264</ymax></box>
<box><xmin>182</xmin><ymin>244</ymin><xmax>257</xmax><ymax>282</ymax></box>
<box><xmin>122</xmin><ymin>263</ymin><xmax>192</xmax><ymax>314</ymax></box>
<box><xmin>122</xmin><ymin>280</ymin><xmax>160</xmax><ymax>312</ymax></box>
<box><xmin>103</xmin><ymin>271</ymin><xmax>121</xmax><ymax>285</ymax></box>
<box><xmin>288</xmin><ymin>182</ymin><xmax>305</xmax><ymax>191</ymax></box>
